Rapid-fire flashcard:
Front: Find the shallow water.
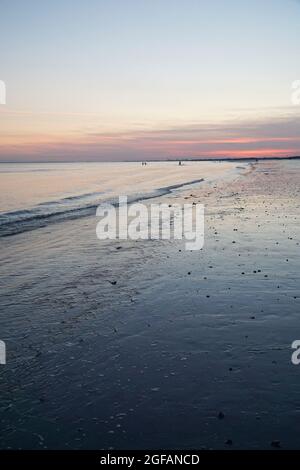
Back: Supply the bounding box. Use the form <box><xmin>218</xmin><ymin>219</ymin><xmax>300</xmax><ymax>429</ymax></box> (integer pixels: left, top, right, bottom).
<box><xmin>0</xmin><ymin>160</ymin><xmax>300</xmax><ymax>449</ymax></box>
<box><xmin>0</xmin><ymin>161</ymin><xmax>236</xmax><ymax>236</ymax></box>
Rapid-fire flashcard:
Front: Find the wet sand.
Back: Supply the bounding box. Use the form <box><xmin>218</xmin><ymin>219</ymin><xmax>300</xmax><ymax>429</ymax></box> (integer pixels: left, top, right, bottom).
<box><xmin>0</xmin><ymin>159</ymin><xmax>300</xmax><ymax>449</ymax></box>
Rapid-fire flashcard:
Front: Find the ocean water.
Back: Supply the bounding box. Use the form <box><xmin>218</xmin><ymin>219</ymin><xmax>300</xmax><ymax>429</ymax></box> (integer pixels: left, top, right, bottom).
<box><xmin>0</xmin><ymin>161</ymin><xmax>237</xmax><ymax>237</ymax></box>
<box><xmin>6</xmin><ymin>160</ymin><xmax>299</xmax><ymax>449</ymax></box>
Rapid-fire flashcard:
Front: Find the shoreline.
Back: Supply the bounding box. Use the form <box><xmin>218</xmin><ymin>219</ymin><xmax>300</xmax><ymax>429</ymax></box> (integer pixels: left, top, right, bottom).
<box><xmin>0</xmin><ymin>155</ymin><xmax>300</xmax><ymax>164</ymax></box>
<box><xmin>0</xmin><ymin>161</ymin><xmax>239</xmax><ymax>237</ymax></box>
<box><xmin>0</xmin><ymin>159</ymin><xmax>300</xmax><ymax>449</ymax></box>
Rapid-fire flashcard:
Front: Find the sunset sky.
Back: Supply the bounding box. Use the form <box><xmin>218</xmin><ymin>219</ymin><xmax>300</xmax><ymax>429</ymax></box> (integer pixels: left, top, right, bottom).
<box><xmin>0</xmin><ymin>0</ymin><xmax>300</xmax><ymax>161</ymax></box>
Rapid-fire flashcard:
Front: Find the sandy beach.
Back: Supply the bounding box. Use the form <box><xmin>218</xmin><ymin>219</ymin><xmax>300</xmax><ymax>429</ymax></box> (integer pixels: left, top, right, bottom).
<box><xmin>0</xmin><ymin>159</ymin><xmax>300</xmax><ymax>449</ymax></box>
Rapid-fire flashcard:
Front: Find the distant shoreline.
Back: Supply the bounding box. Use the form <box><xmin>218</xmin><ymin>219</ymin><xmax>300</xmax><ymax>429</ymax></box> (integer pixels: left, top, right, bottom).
<box><xmin>168</xmin><ymin>155</ymin><xmax>300</xmax><ymax>163</ymax></box>
<box><xmin>0</xmin><ymin>156</ymin><xmax>299</xmax><ymax>164</ymax></box>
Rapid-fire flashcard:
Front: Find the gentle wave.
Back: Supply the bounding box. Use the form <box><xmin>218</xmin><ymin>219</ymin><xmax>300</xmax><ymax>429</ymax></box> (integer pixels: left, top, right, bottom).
<box><xmin>0</xmin><ymin>178</ymin><xmax>204</xmax><ymax>237</ymax></box>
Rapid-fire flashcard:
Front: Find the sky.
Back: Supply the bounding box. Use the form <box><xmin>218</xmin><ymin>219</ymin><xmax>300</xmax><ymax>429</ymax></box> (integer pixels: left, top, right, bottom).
<box><xmin>0</xmin><ymin>0</ymin><xmax>300</xmax><ymax>161</ymax></box>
